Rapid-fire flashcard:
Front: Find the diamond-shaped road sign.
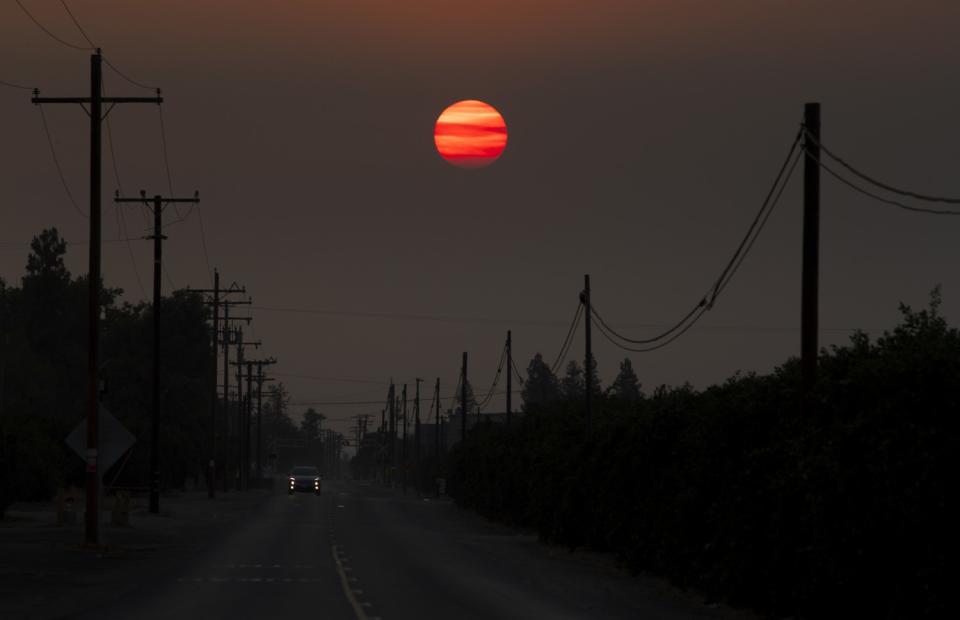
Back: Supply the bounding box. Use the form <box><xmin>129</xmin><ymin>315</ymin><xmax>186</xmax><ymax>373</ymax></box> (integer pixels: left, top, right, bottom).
<box><xmin>65</xmin><ymin>406</ymin><xmax>136</xmax><ymax>474</ymax></box>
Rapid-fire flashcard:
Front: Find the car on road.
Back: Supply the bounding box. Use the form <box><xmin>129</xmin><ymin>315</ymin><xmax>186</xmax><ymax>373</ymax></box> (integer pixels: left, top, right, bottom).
<box><xmin>288</xmin><ymin>466</ymin><xmax>321</xmax><ymax>495</ymax></box>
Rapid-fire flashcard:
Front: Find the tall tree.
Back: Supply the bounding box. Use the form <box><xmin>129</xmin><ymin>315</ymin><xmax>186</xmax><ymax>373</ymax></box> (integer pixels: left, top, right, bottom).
<box><xmin>456</xmin><ymin>379</ymin><xmax>476</xmax><ymax>416</ymax></box>
<box><xmin>586</xmin><ymin>353</ymin><xmax>602</xmax><ymax>399</ymax></box>
<box><xmin>607</xmin><ymin>357</ymin><xmax>642</xmax><ymax>403</ymax></box>
<box><xmin>561</xmin><ymin>360</ymin><xmax>585</xmax><ymax>401</ymax></box>
<box><xmin>521</xmin><ymin>353</ymin><xmax>560</xmax><ymax>409</ymax></box>
<box><xmin>300</xmin><ymin>407</ymin><xmax>326</xmax><ymax>440</ymax></box>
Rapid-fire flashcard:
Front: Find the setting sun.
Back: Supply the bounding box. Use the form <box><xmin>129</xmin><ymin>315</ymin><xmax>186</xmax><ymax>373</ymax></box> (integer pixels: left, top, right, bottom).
<box><xmin>434</xmin><ymin>100</ymin><xmax>508</xmax><ymax>169</ymax></box>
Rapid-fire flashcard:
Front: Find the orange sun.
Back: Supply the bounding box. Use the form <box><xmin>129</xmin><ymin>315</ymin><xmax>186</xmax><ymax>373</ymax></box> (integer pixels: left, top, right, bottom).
<box><xmin>434</xmin><ymin>100</ymin><xmax>508</xmax><ymax>169</ymax></box>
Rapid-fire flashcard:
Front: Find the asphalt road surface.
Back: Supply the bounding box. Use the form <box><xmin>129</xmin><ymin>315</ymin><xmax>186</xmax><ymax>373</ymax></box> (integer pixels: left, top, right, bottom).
<box><xmin>75</xmin><ymin>480</ymin><xmax>749</xmax><ymax>620</ymax></box>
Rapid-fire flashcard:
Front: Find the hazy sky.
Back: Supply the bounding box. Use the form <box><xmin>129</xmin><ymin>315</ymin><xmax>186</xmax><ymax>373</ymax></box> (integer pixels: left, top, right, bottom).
<box><xmin>2</xmin><ymin>1</ymin><xmax>959</xmax><ymax>436</ymax></box>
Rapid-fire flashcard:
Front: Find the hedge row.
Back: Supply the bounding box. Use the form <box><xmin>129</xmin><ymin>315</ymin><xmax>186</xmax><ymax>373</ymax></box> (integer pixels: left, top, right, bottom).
<box><xmin>447</xmin><ymin>301</ymin><xmax>956</xmax><ymax>618</ymax></box>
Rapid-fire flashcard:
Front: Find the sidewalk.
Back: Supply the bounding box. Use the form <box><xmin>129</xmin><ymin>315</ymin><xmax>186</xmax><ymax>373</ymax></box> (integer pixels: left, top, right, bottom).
<box><xmin>0</xmin><ymin>488</ymin><xmax>274</xmax><ymax>620</ymax></box>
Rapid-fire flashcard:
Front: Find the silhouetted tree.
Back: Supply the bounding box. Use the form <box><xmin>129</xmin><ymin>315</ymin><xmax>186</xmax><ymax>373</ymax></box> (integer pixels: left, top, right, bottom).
<box><xmin>521</xmin><ymin>353</ymin><xmax>560</xmax><ymax>409</ymax></box>
<box><xmin>456</xmin><ymin>379</ymin><xmax>476</xmax><ymax>416</ymax></box>
<box><xmin>561</xmin><ymin>360</ymin><xmax>585</xmax><ymax>400</ymax></box>
<box><xmin>606</xmin><ymin>357</ymin><xmax>642</xmax><ymax>403</ymax></box>
<box><xmin>300</xmin><ymin>407</ymin><xmax>326</xmax><ymax>440</ymax></box>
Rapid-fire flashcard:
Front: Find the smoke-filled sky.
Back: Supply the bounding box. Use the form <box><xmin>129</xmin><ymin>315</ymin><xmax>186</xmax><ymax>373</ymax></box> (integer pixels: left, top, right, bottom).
<box><xmin>2</xmin><ymin>1</ymin><xmax>959</xmax><ymax>435</ymax></box>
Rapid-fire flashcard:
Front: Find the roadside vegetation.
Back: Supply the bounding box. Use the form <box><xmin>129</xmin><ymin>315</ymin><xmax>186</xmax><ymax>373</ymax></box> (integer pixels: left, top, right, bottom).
<box><xmin>448</xmin><ymin>291</ymin><xmax>955</xmax><ymax>618</ymax></box>
<box><xmin>0</xmin><ymin>229</ymin><xmax>302</xmax><ymax>516</ymax></box>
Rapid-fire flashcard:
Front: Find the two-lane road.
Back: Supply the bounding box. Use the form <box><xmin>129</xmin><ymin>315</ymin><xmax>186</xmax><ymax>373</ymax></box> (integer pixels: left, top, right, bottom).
<box><xmin>83</xmin><ymin>480</ymin><xmax>747</xmax><ymax>620</ymax></box>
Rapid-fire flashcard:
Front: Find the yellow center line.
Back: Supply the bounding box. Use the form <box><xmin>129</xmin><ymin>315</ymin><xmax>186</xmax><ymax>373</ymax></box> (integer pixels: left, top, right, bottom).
<box><xmin>332</xmin><ymin>544</ymin><xmax>369</xmax><ymax>620</ymax></box>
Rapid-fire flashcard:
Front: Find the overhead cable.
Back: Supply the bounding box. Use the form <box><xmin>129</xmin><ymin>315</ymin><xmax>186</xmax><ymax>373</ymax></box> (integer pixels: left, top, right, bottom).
<box><xmin>818</xmin><ymin>158</ymin><xmax>960</xmax><ymax>216</ymax></box>
<box><xmin>808</xmin><ymin>130</ymin><xmax>960</xmax><ymax>204</ymax></box>
<box><xmin>59</xmin><ymin>0</ymin><xmax>95</xmax><ymax>48</ymax></box>
<box><xmin>15</xmin><ymin>0</ymin><xmax>93</xmax><ymax>51</ymax></box>
<box><xmin>37</xmin><ymin>104</ymin><xmax>87</xmax><ymax>218</ymax></box>
<box><xmin>1</xmin><ymin>78</ymin><xmax>35</xmax><ymax>91</ymax></box>
<box><xmin>550</xmin><ymin>301</ymin><xmax>583</xmax><ymax>376</ymax></box>
<box><xmin>592</xmin><ymin>128</ymin><xmax>803</xmax><ymax>349</ymax></box>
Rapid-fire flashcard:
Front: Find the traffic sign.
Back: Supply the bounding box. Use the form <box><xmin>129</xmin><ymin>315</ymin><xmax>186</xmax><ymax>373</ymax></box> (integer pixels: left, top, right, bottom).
<box><xmin>65</xmin><ymin>406</ymin><xmax>136</xmax><ymax>473</ymax></box>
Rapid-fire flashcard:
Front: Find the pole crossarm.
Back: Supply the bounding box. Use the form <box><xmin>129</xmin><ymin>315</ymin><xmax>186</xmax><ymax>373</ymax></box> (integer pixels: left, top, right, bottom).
<box><xmin>33</xmin><ymin>91</ymin><xmax>163</xmax><ymax>121</ymax></box>
<box><xmin>115</xmin><ymin>192</ymin><xmax>198</xmax><ymax>204</ymax></box>
<box><xmin>32</xmin><ymin>96</ymin><xmax>164</xmax><ymax>104</ymax></box>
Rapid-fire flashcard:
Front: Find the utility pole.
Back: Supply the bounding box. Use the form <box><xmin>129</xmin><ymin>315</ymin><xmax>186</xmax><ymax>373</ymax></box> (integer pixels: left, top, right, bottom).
<box><xmin>207</xmin><ymin>270</ymin><xmax>218</xmax><ymax>498</ymax></box>
<box><xmin>461</xmin><ymin>352</ymin><xmax>468</xmax><ymax>443</ymax></box>
<box><xmin>402</xmin><ymin>383</ymin><xmax>408</xmax><ymax>494</ymax></box>
<box><xmin>414</xmin><ymin>378</ymin><xmax>422</xmax><ymax>495</ymax></box>
<box><xmin>32</xmin><ymin>50</ymin><xmax>163</xmax><ymax>545</ymax></box>
<box><xmin>802</xmin><ymin>102</ymin><xmax>821</xmax><ymax>397</ymax></box>
<box><xmin>218</xmin><ymin>293</ymin><xmax>250</xmax><ymax>491</ymax></box>
<box><xmin>222</xmin><ymin>304</ymin><xmax>230</xmax><ymax>491</ymax></box>
<box><xmin>380</xmin><ymin>407</ymin><xmax>386</xmax><ymax>482</ymax></box>
<box><xmin>253</xmin><ymin>359</ymin><xmax>276</xmax><ymax>479</ymax></box>
<box><xmin>434</xmin><ymin>377</ymin><xmax>440</xmax><ymax>495</ymax></box>
<box><xmin>245</xmin><ymin>362</ymin><xmax>253</xmax><ymax>489</ymax></box>
<box><xmin>506</xmin><ymin>330</ymin><xmax>512</xmax><ymax>427</ymax></box>
<box><xmin>191</xmin><ymin>276</ymin><xmax>247</xmax><ymax>497</ymax></box>
<box><xmin>388</xmin><ymin>382</ymin><xmax>396</xmax><ymax>484</ymax></box>
<box><xmin>235</xmin><ymin>328</ymin><xmax>244</xmax><ymax>491</ymax></box>
<box><xmin>116</xmin><ymin>191</ymin><xmax>199</xmax><ymax>514</ymax></box>
<box><xmin>582</xmin><ymin>274</ymin><xmax>593</xmax><ymax>434</ymax></box>
<box><xmin>434</xmin><ymin>378</ymin><xmax>441</xmax><ymax>460</ymax></box>
<box><xmin>230</xmin><ymin>334</ymin><xmax>260</xmax><ymax>491</ymax></box>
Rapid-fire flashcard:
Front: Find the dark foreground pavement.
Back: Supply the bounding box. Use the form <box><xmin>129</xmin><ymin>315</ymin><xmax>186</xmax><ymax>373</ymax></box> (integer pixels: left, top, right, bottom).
<box><xmin>1</xmin><ymin>481</ymin><xmax>754</xmax><ymax>620</ymax></box>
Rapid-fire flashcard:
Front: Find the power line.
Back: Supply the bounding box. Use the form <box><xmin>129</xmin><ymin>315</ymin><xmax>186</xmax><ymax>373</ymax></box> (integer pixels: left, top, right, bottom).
<box><xmin>102</xmin><ymin>56</ymin><xmax>157</xmax><ymax>91</ymax></box>
<box><xmin>269</xmin><ymin>372</ymin><xmax>389</xmax><ymax>385</ymax></box>
<box><xmin>591</xmin><ymin>305</ymin><xmax>708</xmax><ymax>354</ymax></box>
<box><xmin>15</xmin><ymin>0</ymin><xmax>93</xmax><ymax>51</ymax></box>
<box><xmin>510</xmin><ymin>356</ymin><xmax>525</xmax><ymax>385</ymax></box>
<box><xmin>36</xmin><ymin>104</ymin><xmax>86</xmax><ymax>218</ymax></box>
<box><xmin>477</xmin><ymin>342</ymin><xmax>507</xmax><ymax>409</ymax></box>
<box><xmin>102</xmin><ymin>76</ymin><xmax>147</xmax><ymax>299</ymax></box>
<box><xmin>249</xmin><ymin>305</ymin><xmax>570</xmax><ymax>326</ymax></box>
<box><xmin>714</xmin><ymin>146</ymin><xmax>804</xmax><ymax>297</ymax></box>
<box><xmin>156</xmin><ymin>104</ymin><xmax>213</xmax><ymax>285</ymax></box>
<box><xmin>156</xmin><ymin>106</ymin><xmax>190</xmax><ymax>228</ymax></box>
<box><xmin>59</xmin><ymin>0</ymin><xmax>95</xmax><ymax>48</ymax></box>
<box><xmin>114</xmin><ymin>205</ymin><xmax>147</xmax><ymax>298</ymax></box>
<box><xmin>818</xmin><ymin>158</ymin><xmax>960</xmax><ymax>216</ymax></box>
<box><xmin>708</xmin><ymin>128</ymin><xmax>802</xmax><ymax>305</ymax></box>
<box><xmin>809</xmin><ymin>131</ymin><xmax>960</xmax><ymax>205</ymax></box>
<box><xmin>550</xmin><ymin>302</ymin><xmax>583</xmax><ymax>376</ymax></box>
<box><xmin>591</xmin><ymin>129</ymin><xmax>803</xmax><ymax>349</ymax></box>
<box><xmin>1</xmin><ymin>78</ymin><xmax>35</xmax><ymax>91</ymax></box>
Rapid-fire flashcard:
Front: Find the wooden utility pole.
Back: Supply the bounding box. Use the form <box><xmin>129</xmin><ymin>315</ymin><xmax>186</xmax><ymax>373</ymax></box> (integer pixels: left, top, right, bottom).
<box><xmin>218</xmin><ymin>294</ymin><xmax>250</xmax><ymax>491</ymax></box>
<box><xmin>401</xmin><ymin>384</ymin><xmax>408</xmax><ymax>494</ymax></box>
<box><xmin>254</xmin><ymin>359</ymin><xmax>276</xmax><ymax>479</ymax></box>
<box><xmin>506</xmin><ymin>330</ymin><xmax>512</xmax><ymax>427</ymax></box>
<box><xmin>115</xmin><ymin>191</ymin><xmax>199</xmax><ymax>514</ymax></box>
<box><xmin>434</xmin><ymin>378</ymin><xmax>441</xmax><ymax>458</ymax></box>
<box><xmin>434</xmin><ymin>377</ymin><xmax>440</xmax><ymax>495</ymax></box>
<box><xmin>388</xmin><ymin>382</ymin><xmax>396</xmax><ymax>483</ymax></box>
<box><xmin>245</xmin><ymin>362</ymin><xmax>253</xmax><ymax>488</ymax></box>
<box><xmin>192</xmin><ymin>276</ymin><xmax>247</xmax><ymax>497</ymax></box>
<box><xmin>582</xmin><ymin>274</ymin><xmax>593</xmax><ymax>434</ymax></box>
<box><xmin>802</xmin><ymin>103</ymin><xmax>821</xmax><ymax>396</ymax></box>
<box><xmin>414</xmin><ymin>378</ymin><xmax>422</xmax><ymax>495</ymax></box>
<box><xmin>207</xmin><ymin>270</ymin><xmax>219</xmax><ymax>497</ymax></box>
<box><xmin>235</xmin><ymin>328</ymin><xmax>244</xmax><ymax>490</ymax></box>
<box><xmin>461</xmin><ymin>352</ymin><xmax>468</xmax><ymax>443</ymax></box>
<box><xmin>230</xmin><ymin>334</ymin><xmax>260</xmax><ymax>491</ymax></box>
<box><xmin>380</xmin><ymin>407</ymin><xmax>386</xmax><ymax>482</ymax></box>
<box><xmin>32</xmin><ymin>50</ymin><xmax>162</xmax><ymax>544</ymax></box>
